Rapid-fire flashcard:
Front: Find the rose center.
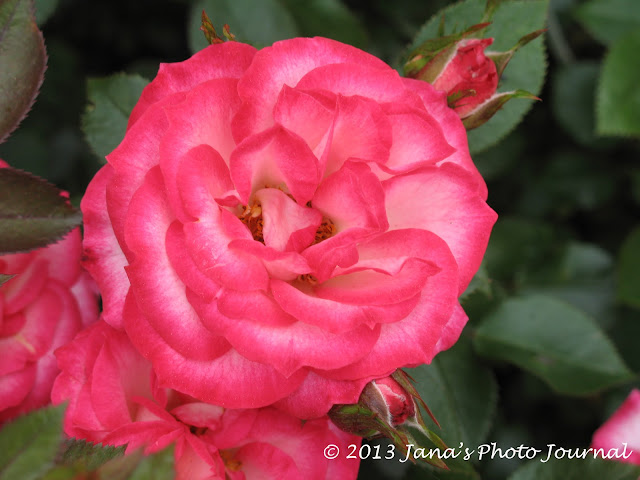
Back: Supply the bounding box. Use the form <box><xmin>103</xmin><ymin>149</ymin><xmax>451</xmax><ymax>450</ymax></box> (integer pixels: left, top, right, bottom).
<box><xmin>220</xmin><ymin>449</ymin><xmax>243</xmax><ymax>472</ymax></box>
<box><xmin>239</xmin><ymin>202</ymin><xmax>264</xmax><ymax>243</ymax></box>
<box><xmin>314</xmin><ymin>217</ymin><xmax>336</xmax><ymax>244</ymax></box>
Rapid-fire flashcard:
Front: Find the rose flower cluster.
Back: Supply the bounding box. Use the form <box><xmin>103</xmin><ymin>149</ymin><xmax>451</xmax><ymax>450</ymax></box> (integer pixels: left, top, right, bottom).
<box><xmin>0</xmin><ymin>162</ymin><xmax>99</xmax><ymax>423</ymax></box>
<box><xmin>3</xmin><ymin>36</ymin><xmax>495</xmax><ymax>478</ymax></box>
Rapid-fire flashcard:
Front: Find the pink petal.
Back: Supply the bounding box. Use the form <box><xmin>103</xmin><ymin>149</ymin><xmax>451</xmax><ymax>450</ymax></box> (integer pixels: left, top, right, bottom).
<box><xmin>271</xmin><ymin>279</ymin><xmax>420</xmax><ymax>334</ymax></box>
<box><xmin>323</xmin><ymin>235</ymin><xmax>460</xmax><ymax>380</ymax></box>
<box><xmin>106</xmin><ymin>93</ymin><xmax>185</xmax><ymax>257</ymax></box>
<box><xmin>380</xmin><ymin>106</ymin><xmax>455</xmax><ymax>174</ymax></box>
<box><xmin>312</xmin><ymin>161</ymin><xmax>387</xmax><ymax>233</ymax></box>
<box><xmin>124</xmin><ymin>167</ymin><xmax>231</xmax><ymax>360</ymax></box>
<box><xmin>176</xmin><ymin>144</ymin><xmax>235</xmax><ymax>220</ymax></box>
<box><xmin>383</xmin><ymin>163</ymin><xmax>497</xmax><ymax>293</ymax></box>
<box><xmin>228</xmin><ymin>240</ymin><xmax>312</xmax><ymax>281</ymax></box>
<box><xmin>402</xmin><ymin>78</ymin><xmax>488</xmax><ymax>198</ymax></box>
<box><xmin>234</xmin><ymin>442</ymin><xmax>299</xmax><ymax>479</ymax></box>
<box><xmin>275</xmin><ymin>372</ymin><xmax>372</xmax><ymax>419</ymax></box>
<box><xmin>38</xmin><ymin>229</ymin><xmax>82</xmax><ymax>286</ymax></box>
<box><xmin>0</xmin><ymin>366</ymin><xmax>35</xmax><ymax>412</ymax></box>
<box><xmin>81</xmin><ymin>165</ymin><xmax>129</xmax><ymax>329</ymax></box>
<box><xmin>592</xmin><ymin>389</ymin><xmax>640</xmax><ymax>465</ymax></box>
<box><xmin>233</xmin><ymin>37</ymin><xmax>389</xmax><ymax>141</ymax></box>
<box><xmin>194</xmin><ymin>288</ymin><xmax>379</xmax><ymax>377</ymax></box>
<box><xmin>254</xmin><ymin>188</ymin><xmax>322</xmax><ymax>252</ymax></box>
<box><xmin>124</xmin><ymin>293</ymin><xmax>307</xmax><ymax>409</ymax></box>
<box><xmin>129</xmin><ymin>42</ymin><xmax>256</xmax><ymax>127</ymax></box>
<box><xmin>2</xmin><ymin>258</ymin><xmax>47</xmax><ymax>316</ymax></box>
<box><xmin>160</xmin><ymin>78</ymin><xmax>242</xmax><ymax>221</ymax></box>
<box><xmin>171</xmin><ymin>402</ymin><xmax>224</xmax><ymax>430</ymax></box>
<box><xmin>174</xmin><ymin>434</ymin><xmax>224</xmax><ymax>480</ymax></box>
<box><xmin>273</xmin><ymin>85</ymin><xmax>335</xmax><ymax>153</ymax></box>
<box><xmin>181</xmin><ymin>192</ymin><xmax>269</xmax><ymax>292</ymax></box>
<box><xmin>230</xmin><ymin>125</ymin><xmax>320</xmax><ymax>205</ymax></box>
<box><xmin>295</xmin><ymin>63</ymin><xmax>413</xmax><ymax>105</ymax></box>
<box><xmin>312</xmin><ymin>95</ymin><xmax>392</xmax><ymax>178</ymax></box>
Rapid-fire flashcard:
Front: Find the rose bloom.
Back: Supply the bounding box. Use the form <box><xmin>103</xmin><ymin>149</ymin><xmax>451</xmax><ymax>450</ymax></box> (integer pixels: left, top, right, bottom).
<box><xmin>52</xmin><ymin>321</ymin><xmax>360</xmax><ymax>480</ymax></box>
<box><xmin>431</xmin><ymin>38</ymin><xmax>498</xmax><ymax>117</ymax></box>
<box><xmin>0</xmin><ymin>164</ymin><xmax>98</xmax><ymax>422</ymax></box>
<box><xmin>592</xmin><ymin>389</ymin><xmax>640</xmax><ymax>465</ymax></box>
<box><xmin>82</xmin><ymin>37</ymin><xmax>496</xmax><ymax>418</ymax></box>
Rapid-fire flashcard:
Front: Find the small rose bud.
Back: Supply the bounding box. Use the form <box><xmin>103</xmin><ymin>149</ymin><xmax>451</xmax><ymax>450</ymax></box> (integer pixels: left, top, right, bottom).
<box><xmin>328</xmin><ymin>370</ymin><xmax>448</xmax><ymax>469</ymax></box>
<box><xmin>405</xmin><ymin>21</ymin><xmax>544</xmax><ymax>129</ymax></box>
<box><xmin>362</xmin><ymin>375</ymin><xmax>416</xmax><ymax>427</ymax></box>
<box><xmin>430</xmin><ymin>38</ymin><xmax>498</xmax><ymax>117</ymax></box>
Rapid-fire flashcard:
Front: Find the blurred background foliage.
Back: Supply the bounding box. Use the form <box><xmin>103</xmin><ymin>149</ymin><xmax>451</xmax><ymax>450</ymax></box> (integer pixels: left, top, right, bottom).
<box><xmin>1</xmin><ymin>0</ymin><xmax>639</xmax><ymax>479</ymax></box>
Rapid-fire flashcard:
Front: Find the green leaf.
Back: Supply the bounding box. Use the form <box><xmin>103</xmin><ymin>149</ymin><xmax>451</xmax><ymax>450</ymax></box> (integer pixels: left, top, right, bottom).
<box><xmin>188</xmin><ymin>0</ymin><xmax>299</xmax><ymax>53</ymax></box>
<box><xmin>508</xmin><ymin>457</ymin><xmax>640</xmax><ymax>480</ymax></box>
<box><xmin>0</xmin><ymin>404</ymin><xmax>65</xmax><ymax>480</ymax></box>
<box><xmin>483</xmin><ymin>217</ymin><xmax>559</xmax><ymax>285</ymax></box>
<box><xmin>34</xmin><ymin>0</ymin><xmax>58</xmax><ymax>25</ymax></box>
<box><xmin>551</xmin><ymin>61</ymin><xmax>599</xmax><ymax>145</ymax></box>
<box><xmin>618</xmin><ymin>225</ymin><xmax>640</xmax><ymax>309</ymax></box>
<box><xmin>474</xmin><ymin>295</ymin><xmax>634</xmax><ymax>395</ymax></box>
<box><xmin>461</xmin><ymin>264</ymin><xmax>492</xmax><ymax>303</ymax></box>
<box><xmin>280</xmin><ymin>0</ymin><xmax>368</xmax><ymax>48</ymax></box>
<box><xmin>574</xmin><ymin>0</ymin><xmax>640</xmax><ymax>46</ymax></box>
<box><xmin>0</xmin><ymin>0</ymin><xmax>47</xmax><ymax>143</ymax></box>
<box><xmin>408</xmin><ymin>337</ymin><xmax>498</xmax><ymax>451</ymax></box>
<box><xmin>407</xmin><ymin>0</ymin><xmax>548</xmax><ymax>153</ymax></box>
<box><xmin>0</xmin><ymin>167</ymin><xmax>82</xmax><ymax>254</ymax></box>
<box><xmin>59</xmin><ymin>439</ymin><xmax>125</xmax><ymax>472</ymax></box>
<box><xmin>81</xmin><ymin>73</ymin><xmax>149</xmax><ymax>161</ymax></box>
<box><xmin>596</xmin><ymin>30</ymin><xmax>640</xmax><ymax>137</ymax></box>
<box><xmin>521</xmin><ymin>242</ymin><xmax>616</xmax><ymax>328</ymax></box>
<box><xmin>0</xmin><ymin>273</ymin><xmax>15</xmax><ymax>286</ymax></box>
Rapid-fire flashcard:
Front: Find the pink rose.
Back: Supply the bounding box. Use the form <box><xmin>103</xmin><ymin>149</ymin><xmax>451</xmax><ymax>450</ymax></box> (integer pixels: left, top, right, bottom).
<box><xmin>0</xmin><ymin>162</ymin><xmax>98</xmax><ymax>422</ymax></box>
<box><xmin>52</xmin><ymin>321</ymin><xmax>360</xmax><ymax>480</ymax></box>
<box><xmin>431</xmin><ymin>38</ymin><xmax>498</xmax><ymax>117</ymax></box>
<box><xmin>592</xmin><ymin>389</ymin><xmax>640</xmax><ymax>465</ymax></box>
<box><xmin>82</xmin><ymin>37</ymin><xmax>496</xmax><ymax>417</ymax></box>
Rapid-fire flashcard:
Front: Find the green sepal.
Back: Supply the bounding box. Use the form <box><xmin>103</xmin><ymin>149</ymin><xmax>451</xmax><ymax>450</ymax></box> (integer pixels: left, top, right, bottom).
<box><xmin>403</xmin><ymin>23</ymin><xmax>489</xmax><ymax>80</ymax></box>
<box><xmin>200</xmin><ymin>9</ymin><xmax>223</xmax><ymax>44</ymax></box>
<box><xmin>462</xmin><ymin>89</ymin><xmax>539</xmax><ymax>130</ymax></box>
<box><xmin>487</xmin><ymin>29</ymin><xmax>546</xmax><ymax>78</ymax></box>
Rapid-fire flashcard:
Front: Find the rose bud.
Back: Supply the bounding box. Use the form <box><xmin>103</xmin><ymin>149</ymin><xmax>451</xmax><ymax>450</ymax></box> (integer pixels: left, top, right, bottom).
<box><xmin>405</xmin><ymin>23</ymin><xmax>543</xmax><ymax>129</ymax></box>
<box><xmin>328</xmin><ymin>370</ymin><xmax>448</xmax><ymax>468</ymax></box>
<box><xmin>592</xmin><ymin>389</ymin><xmax>640</xmax><ymax>465</ymax></box>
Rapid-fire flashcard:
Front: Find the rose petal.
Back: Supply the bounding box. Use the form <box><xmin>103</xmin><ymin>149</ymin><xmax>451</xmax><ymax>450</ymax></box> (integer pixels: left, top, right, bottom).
<box><xmin>129</xmin><ymin>42</ymin><xmax>256</xmax><ymax>127</ymax></box>
<box><xmin>81</xmin><ymin>165</ymin><xmax>129</xmax><ymax>329</ymax></box>
<box><xmin>124</xmin><ymin>167</ymin><xmax>230</xmax><ymax>360</ymax></box>
<box><xmin>124</xmin><ymin>293</ymin><xmax>307</xmax><ymax>409</ymax></box>
<box><xmin>592</xmin><ymin>389</ymin><xmax>640</xmax><ymax>465</ymax></box>
<box><xmin>383</xmin><ymin>163</ymin><xmax>497</xmax><ymax>293</ymax></box>
<box><xmin>233</xmin><ymin>37</ymin><xmax>389</xmax><ymax>141</ymax></box>
<box><xmin>230</xmin><ymin>125</ymin><xmax>320</xmax><ymax>205</ymax></box>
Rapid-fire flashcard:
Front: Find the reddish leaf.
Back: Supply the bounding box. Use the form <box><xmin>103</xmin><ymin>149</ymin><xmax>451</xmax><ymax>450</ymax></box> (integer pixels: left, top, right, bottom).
<box><xmin>0</xmin><ymin>167</ymin><xmax>82</xmax><ymax>254</ymax></box>
<box><xmin>0</xmin><ymin>0</ymin><xmax>47</xmax><ymax>143</ymax></box>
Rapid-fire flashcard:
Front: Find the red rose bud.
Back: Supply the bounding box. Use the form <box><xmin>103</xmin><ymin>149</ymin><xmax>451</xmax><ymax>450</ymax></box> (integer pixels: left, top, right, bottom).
<box><xmin>405</xmin><ymin>24</ymin><xmax>544</xmax><ymax>129</ymax></box>
<box><xmin>372</xmin><ymin>376</ymin><xmax>416</xmax><ymax>425</ymax></box>
<box><xmin>431</xmin><ymin>38</ymin><xmax>498</xmax><ymax>117</ymax></box>
<box><xmin>329</xmin><ymin>370</ymin><xmax>448</xmax><ymax>469</ymax></box>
